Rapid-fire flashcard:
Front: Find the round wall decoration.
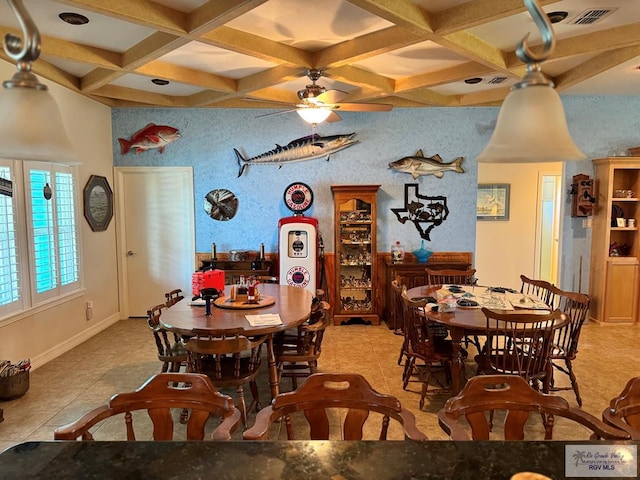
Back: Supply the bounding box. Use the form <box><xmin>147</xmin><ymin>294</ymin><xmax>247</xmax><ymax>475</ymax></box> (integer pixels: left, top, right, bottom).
<box><xmin>283</xmin><ymin>182</ymin><xmax>313</xmax><ymax>213</ymax></box>
<box><xmin>204</xmin><ymin>189</ymin><xmax>238</xmax><ymax>221</ymax></box>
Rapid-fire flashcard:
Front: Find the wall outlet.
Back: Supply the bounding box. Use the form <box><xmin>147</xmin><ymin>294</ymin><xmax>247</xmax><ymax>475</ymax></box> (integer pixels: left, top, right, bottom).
<box><xmin>86</xmin><ymin>300</ymin><xmax>93</xmax><ymax>309</ymax></box>
<box><xmin>582</xmin><ymin>218</ymin><xmax>592</xmax><ymax>228</ymax></box>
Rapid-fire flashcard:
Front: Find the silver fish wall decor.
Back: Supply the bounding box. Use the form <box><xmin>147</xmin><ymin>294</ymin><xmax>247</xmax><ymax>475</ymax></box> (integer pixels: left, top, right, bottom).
<box><xmin>234</xmin><ymin>133</ymin><xmax>358</xmax><ymax>177</ymax></box>
<box><xmin>388</xmin><ymin>150</ymin><xmax>464</xmax><ymax>179</ymax></box>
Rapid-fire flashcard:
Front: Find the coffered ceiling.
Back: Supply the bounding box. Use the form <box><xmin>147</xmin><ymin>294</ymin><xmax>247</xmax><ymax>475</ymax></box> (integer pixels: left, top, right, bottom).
<box><xmin>1</xmin><ymin>0</ymin><xmax>639</xmax><ymax>111</ymax></box>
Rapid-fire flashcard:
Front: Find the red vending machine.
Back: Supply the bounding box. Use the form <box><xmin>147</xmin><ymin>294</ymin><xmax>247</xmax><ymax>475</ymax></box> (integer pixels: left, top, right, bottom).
<box><xmin>278</xmin><ymin>183</ymin><xmax>319</xmax><ymax>295</ymax></box>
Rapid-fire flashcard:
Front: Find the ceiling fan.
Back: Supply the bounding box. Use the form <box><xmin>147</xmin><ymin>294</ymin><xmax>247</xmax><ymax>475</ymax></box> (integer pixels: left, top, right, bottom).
<box><xmin>253</xmin><ymin>69</ymin><xmax>393</xmax><ymax>123</ymax></box>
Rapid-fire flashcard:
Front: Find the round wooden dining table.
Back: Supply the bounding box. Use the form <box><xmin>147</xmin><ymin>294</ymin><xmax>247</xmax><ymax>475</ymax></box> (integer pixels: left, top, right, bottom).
<box><xmin>160</xmin><ymin>283</ymin><xmax>314</xmax><ymax>398</ymax></box>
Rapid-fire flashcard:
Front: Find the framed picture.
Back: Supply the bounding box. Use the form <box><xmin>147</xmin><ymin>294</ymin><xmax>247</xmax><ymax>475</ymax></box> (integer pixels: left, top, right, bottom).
<box><xmin>477</xmin><ymin>184</ymin><xmax>510</xmax><ymax>221</ymax></box>
<box><xmin>83</xmin><ymin>175</ymin><xmax>113</xmax><ymax>232</ymax></box>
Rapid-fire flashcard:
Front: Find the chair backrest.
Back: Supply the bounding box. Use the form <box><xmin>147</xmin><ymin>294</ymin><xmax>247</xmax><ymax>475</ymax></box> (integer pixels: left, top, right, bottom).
<box><xmin>390</xmin><ymin>276</ymin><xmax>405</xmax><ymax>330</ymax></box>
<box><xmin>519</xmin><ymin>275</ymin><xmax>555</xmax><ymax>307</ymax></box>
<box><xmin>185</xmin><ymin>330</ymin><xmax>266</xmax><ymax>383</ymax></box>
<box><xmin>53</xmin><ymin>373</ymin><xmax>240</xmax><ymax>441</ymax></box>
<box><xmin>242</xmin><ymin>373</ymin><xmax>427</xmax><ymax>441</ymax></box>
<box><xmin>425</xmin><ymin>268</ymin><xmax>476</xmax><ymax>286</ymax></box>
<box><xmin>400</xmin><ymin>291</ymin><xmax>440</xmax><ymax>360</ymax></box>
<box><xmin>165</xmin><ymin>288</ymin><xmax>185</xmax><ymax>307</ymax></box>
<box><xmin>299</xmin><ymin>300</ymin><xmax>331</xmax><ymax>357</ymax></box>
<box><xmin>548</xmin><ymin>285</ymin><xmax>590</xmax><ymax>360</ymax></box>
<box><xmin>147</xmin><ymin>304</ymin><xmax>175</xmax><ymax>358</ymax></box>
<box><xmin>438</xmin><ymin>374</ymin><xmax>629</xmax><ymax>440</ymax></box>
<box><xmin>602</xmin><ymin>376</ymin><xmax>640</xmax><ymax>439</ymax></box>
<box><xmin>480</xmin><ymin>307</ymin><xmax>568</xmax><ymax>383</ymax></box>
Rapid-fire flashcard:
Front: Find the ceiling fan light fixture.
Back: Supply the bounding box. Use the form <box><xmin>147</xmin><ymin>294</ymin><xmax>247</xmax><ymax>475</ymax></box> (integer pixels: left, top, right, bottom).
<box><xmin>478</xmin><ymin>0</ymin><xmax>584</xmax><ymax>163</ymax></box>
<box><xmin>0</xmin><ymin>0</ymin><xmax>77</xmax><ymax>163</ymax></box>
<box><xmin>297</xmin><ymin>107</ymin><xmax>332</xmax><ymax>124</ymax></box>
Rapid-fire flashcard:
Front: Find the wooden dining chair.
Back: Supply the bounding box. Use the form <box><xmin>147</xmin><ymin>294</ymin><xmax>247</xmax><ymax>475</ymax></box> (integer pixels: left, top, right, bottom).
<box><xmin>275</xmin><ymin>300</ymin><xmax>331</xmax><ymax>390</ymax></box>
<box><xmin>184</xmin><ymin>329</ymin><xmax>267</xmax><ymax>428</ymax></box>
<box><xmin>400</xmin><ymin>291</ymin><xmax>455</xmax><ymax>409</ymax></box>
<box><xmin>391</xmin><ymin>277</ymin><xmax>409</xmax><ymax>365</ymax></box>
<box><xmin>242</xmin><ymin>372</ymin><xmax>428</xmax><ymax>441</ymax></box>
<box><xmin>437</xmin><ymin>374</ymin><xmax>629</xmax><ymax>440</ymax></box>
<box><xmin>425</xmin><ymin>267</ymin><xmax>476</xmax><ymax>287</ymax></box>
<box><xmin>147</xmin><ymin>304</ymin><xmax>187</xmax><ymax>373</ymax></box>
<box><xmin>602</xmin><ymin>376</ymin><xmax>640</xmax><ymax>439</ymax></box>
<box><xmin>545</xmin><ymin>285</ymin><xmax>590</xmax><ymax>406</ymax></box>
<box><xmin>53</xmin><ymin>373</ymin><xmax>241</xmax><ymax>441</ymax></box>
<box><xmin>164</xmin><ymin>288</ymin><xmax>185</xmax><ymax>307</ymax></box>
<box><xmin>476</xmin><ymin>307</ymin><xmax>568</xmax><ymax>392</ymax></box>
<box><xmin>519</xmin><ymin>275</ymin><xmax>555</xmax><ymax>307</ymax></box>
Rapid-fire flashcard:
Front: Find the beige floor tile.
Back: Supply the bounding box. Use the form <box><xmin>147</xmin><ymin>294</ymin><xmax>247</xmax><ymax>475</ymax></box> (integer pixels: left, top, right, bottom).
<box><xmin>1</xmin><ymin>317</ymin><xmax>639</xmax><ymax>448</ymax></box>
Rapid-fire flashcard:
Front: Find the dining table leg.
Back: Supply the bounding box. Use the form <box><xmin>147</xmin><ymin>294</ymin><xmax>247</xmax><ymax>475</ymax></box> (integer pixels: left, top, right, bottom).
<box><xmin>448</xmin><ymin>327</ymin><xmax>466</xmax><ymax>395</ymax></box>
<box><xmin>266</xmin><ymin>333</ymin><xmax>280</xmax><ymax>399</ymax></box>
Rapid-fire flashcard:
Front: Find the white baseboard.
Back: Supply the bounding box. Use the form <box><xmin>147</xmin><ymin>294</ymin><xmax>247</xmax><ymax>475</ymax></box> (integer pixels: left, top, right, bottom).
<box><xmin>30</xmin><ymin>313</ymin><xmax>122</xmax><ymax>371</ymax></box>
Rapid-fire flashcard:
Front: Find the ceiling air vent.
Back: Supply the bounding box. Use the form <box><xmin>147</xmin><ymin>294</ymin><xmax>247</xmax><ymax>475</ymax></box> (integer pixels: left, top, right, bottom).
<box><xmin>488</xmin><ymin>77</ymin><xmax>507</xmax><ymax>85</ymax></box>
<box><xmin>569</xmin><ymin>8</ymin><xmax>616</xmax><ymax>25</ymax></box>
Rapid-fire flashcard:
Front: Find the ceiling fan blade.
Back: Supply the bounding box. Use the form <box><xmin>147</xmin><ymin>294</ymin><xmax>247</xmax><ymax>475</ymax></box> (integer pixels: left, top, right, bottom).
<box><xmin>244</xmin><ymin>97</ymin><xmax>297</xmax><ymax>108</ymax></box>
<box><xmin>255</xmin><ymin>108</ymin><xmax>298</xmax><ymax>118</ymax></box>
<box><xmin>326</xmin><ymin>111</ymin><xmax>342</xmax><ymax>122</ymax></box>
<box><xmin>316</xmin><ymin>89</ymin><xmax>348</xmax><ymax>105</ymax></box>
<box><xmin>333</xmin><ymin>102</ymin><xmax>393</xmax><ymax>112</ymax></box>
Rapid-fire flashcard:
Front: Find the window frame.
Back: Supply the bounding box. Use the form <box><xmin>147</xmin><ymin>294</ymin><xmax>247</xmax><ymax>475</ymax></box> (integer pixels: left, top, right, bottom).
<box><xmin>0</xmin><ymin>160</ymin><xmax>83</xmax><ymax>319</ymax></box>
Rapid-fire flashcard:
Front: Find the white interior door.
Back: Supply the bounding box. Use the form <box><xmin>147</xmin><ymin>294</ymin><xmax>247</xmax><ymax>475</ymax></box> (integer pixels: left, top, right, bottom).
<box><xmin>114</xmin><ymin>167</ymin><xmax>195</xmax><ymax>317</ymax></box>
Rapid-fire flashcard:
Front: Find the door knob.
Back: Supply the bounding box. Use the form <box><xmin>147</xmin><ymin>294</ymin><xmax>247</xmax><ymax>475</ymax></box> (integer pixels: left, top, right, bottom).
<box><xmin>127</xmin><ymin>250</ymin><xmax>136</xmax><ymax>256</ymax></box>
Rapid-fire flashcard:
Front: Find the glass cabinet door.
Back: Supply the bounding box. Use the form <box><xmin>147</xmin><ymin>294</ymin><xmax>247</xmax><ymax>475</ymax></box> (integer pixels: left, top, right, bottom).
<box><xmin>338</xmin><ymin>198</ymin><xmax>373</xmax><ymax>313</ymax></box>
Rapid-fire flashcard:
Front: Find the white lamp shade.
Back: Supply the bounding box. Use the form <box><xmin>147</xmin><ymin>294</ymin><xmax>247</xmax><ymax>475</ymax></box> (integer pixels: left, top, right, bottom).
<box><xmin>296</xmin><ymin>107</ymin><xmax>332</xmax><ymax>124</ymax></box>
<box><xmin>477</xmin><ymin>85</ymin><xmax>585</xmax><ymax>163</ymax></box>
<box><xmin>0</xmin><ymin>86</ymin><xmax>78</xmax><ymax>163</ymax></box>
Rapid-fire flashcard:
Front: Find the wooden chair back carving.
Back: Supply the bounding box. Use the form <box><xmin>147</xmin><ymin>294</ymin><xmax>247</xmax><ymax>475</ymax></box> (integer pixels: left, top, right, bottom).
<box><xmin>53</xmin><ymin>373</ymin><xmax>240</xmax><ymax>441</ymax></box>
<box><xmin>242</xmin><ymin>373</ymin><xmax>428</xmax><ymax>441</ymax></box>
<box><xmin>478</xmin><ymin>307</ymin><xmax>568</xmax><ymax>387</ymax></box>
<box><xmin>147</xmin><ymin>304</ymin><xmax>186</xmax><ymax>373</ymax></box>
<box><xmin>276</xmin><ymin>300</ymin><xmax>331</xmax><ymax>389</ymax></box>
<box><xmin>165</xmin><ymin>288</ymin><xmax>185</xmax><ymax>307</ymax></box>
<box><xmin>438</xmin><ymin>374</ymin><xmax>629</xmax><ymax>440</ymax></box>
<box><xmin>519</xmin><ymin>275</ymin><xmax>555</xmax><ymax>307</ymax></box>
<box><xmin>602</xmin><ymin>376</ymin><xmax>640</xmax><ymax>439</ymax></box>
<box><xmin>546</xmin><ymin>285</ymin><xmax>590</xmax><ymax>405</ymax></box>
<box><xmin>185</xmin><ymin>330</ymin><xmax>267</xmax><ymax>427</ymax></box>
<box><xmin>425</xmin><ymin>268</ymin><xmax>476</xmax><ymax>286</ymax></box>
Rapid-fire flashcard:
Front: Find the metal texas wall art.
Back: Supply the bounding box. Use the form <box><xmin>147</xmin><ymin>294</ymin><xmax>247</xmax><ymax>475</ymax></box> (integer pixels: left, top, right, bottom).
<box><xmin>391</xmin><ymin>183</ymin><xmax>449</xmax><ymax>241</ymax></box>
<box><xmin>234</xmin><ymin>132</ymin><xmax>358</xmax><ymax>177</ymax></box>
<box><xmin>388</xmin><ymin>150</ymin><xmax>464</xmax><ymax>179</ymax></box>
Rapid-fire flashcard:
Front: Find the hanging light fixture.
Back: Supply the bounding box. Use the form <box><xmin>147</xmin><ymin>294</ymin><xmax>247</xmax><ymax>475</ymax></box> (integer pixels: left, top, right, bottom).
<box><xmin>477</xmin><ymin>0</ymin><xmax>585</xmax><ymax>163</ymax></box>
<box><xmin>0</xmin><ymin>0</ymin><xmax>77</xmax><ymax>163</ymax></box>
<box><xmin>296</xmin><ymin>106</ymin><xmax>332</xmax><ymax>124</ymax></box>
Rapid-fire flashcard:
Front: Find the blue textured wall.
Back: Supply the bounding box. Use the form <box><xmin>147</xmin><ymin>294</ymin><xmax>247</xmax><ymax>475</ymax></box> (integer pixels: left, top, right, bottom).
<box><xmin>112</xmin><ymin>96</ymin><xmax>640</xmax><ymax>289</ymax></box>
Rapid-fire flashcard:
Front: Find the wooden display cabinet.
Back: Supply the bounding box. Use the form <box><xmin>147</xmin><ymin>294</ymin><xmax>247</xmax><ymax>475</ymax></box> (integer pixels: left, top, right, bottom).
<box><xmin>332</xmin><ymin>185</ymin><xmax>380</xmax><ymax>325</ymax></box>
<box><xmin>589</xmin><ymin>158</ymin><xmax>640</xmax><ymax>323</ymax></box>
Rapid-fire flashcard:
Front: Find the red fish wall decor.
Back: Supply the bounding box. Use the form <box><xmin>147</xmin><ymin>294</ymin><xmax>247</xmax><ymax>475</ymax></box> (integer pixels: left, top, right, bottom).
<box><xmin>118</xmin><ymin>123</ymin><xmax>181</xmax><ymax>154</ymax></box>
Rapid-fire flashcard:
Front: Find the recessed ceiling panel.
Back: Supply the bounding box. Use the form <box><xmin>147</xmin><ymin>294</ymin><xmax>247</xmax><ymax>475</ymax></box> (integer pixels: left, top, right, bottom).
<box><xmin>227</xmin><ymin>0</ymin><xmax>393</xmax><ymax>51</ymax></box>
<box><xmin>355</xmin><ymin>41</ymin><xmax>469</xmax><ymax>79</ymax></box>
<box><xmin>159</xmin><ymin>41</ymin><xmax>276</xmax><ymax>78</ymax></box>
<box><xmin>111</xmin><ymin>73</ymin><xmax>205</xmax><ymax>96</ymax></box>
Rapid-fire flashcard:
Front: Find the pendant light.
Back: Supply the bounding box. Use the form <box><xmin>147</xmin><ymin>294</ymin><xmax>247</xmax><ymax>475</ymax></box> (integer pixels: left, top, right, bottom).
<box><xmin>477</xmin><ymin>0</ymin><xmax>585</xmax><ymax>163</ymax></box>
<box><xmin>0</xmin><ymin>0</ymin><xmax>77</xmax><ymax>163</ymax></box>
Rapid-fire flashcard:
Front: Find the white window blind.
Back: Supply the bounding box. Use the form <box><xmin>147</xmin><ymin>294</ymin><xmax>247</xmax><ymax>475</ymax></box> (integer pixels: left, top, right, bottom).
<box><xmin>0</xmin><ymin>164</ymin><xmax>21</xmax><ymax>315</ymax></box>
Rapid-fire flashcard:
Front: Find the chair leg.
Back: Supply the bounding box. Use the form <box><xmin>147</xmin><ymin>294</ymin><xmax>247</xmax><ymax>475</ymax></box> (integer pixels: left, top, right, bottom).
<box><xmin>402</xmin><ymin>358</ymin><xmax>415</xmax><ymax>390</ymax></box>
<box><xmin>249</xmin><ymin>379</ymin><xmax>261</xmax><ymax>411</ymax></box>
<box><xmin>565</xmin><ymin>359</ymin><xmax>582</xmax><ymax>407</ymax></box>
<box><xmin>236</xmin><ymin>385</ymin><xmax>247</xmax><ymax>428</ymax></box>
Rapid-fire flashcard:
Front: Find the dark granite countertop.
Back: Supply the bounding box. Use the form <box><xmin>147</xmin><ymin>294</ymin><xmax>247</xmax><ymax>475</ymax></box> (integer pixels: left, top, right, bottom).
<box><xmin>0</xmin><ymin>440</ymin><xmax>637</xmax><ymax>479</ymax></box>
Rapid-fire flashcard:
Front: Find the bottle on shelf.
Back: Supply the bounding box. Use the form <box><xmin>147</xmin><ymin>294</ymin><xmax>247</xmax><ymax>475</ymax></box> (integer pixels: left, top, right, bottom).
<box><xmin>391</xmin><ymin>241</ymin><xmax>405</xmax><ymax>264</ymax></box>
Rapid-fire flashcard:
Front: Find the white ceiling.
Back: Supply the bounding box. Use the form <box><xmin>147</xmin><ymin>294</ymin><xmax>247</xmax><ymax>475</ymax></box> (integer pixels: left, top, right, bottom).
<box><xmin>1</xmin><ymin>0</ymin><xmax>639</xmax><ymax>112</ymax></box>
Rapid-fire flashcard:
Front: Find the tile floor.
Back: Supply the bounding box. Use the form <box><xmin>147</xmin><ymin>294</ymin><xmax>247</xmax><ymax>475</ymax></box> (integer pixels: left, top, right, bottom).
<box><xmin>1</xmin><ymin>317</ymin><xmax>639</xmax><ymax>450</ymax></box>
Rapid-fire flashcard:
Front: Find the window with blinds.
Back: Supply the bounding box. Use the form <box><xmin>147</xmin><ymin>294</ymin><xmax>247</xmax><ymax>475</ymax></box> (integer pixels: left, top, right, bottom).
<box><xmin>0</xmin><ymin>164</ymin><xmax>21</xmax><ymax>315</ymax></box>
<box><xmin>0</xmin><ymin>160</ymin><xmax>81</xmax><ymax>319</ymax></box>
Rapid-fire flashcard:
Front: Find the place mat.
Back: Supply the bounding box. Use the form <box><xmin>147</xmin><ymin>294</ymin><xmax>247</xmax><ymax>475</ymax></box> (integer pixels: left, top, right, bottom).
<box><xmin>213</xmin><ymin>295</ymin><xmax>275</xmax><ymax>310</ymax></box>
<box><xmin>245</xmin><ymin>313</ymin><xmax>283</xmax><ymax>326</ymax></box>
